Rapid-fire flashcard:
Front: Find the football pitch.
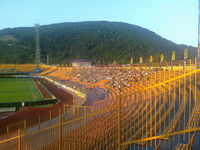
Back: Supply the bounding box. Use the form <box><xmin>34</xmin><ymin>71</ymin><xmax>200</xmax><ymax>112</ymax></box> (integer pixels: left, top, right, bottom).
<box><xmin>0</xmin><ymin>78</ymin><xmax>43</xmax><ymax>103</ymax></box>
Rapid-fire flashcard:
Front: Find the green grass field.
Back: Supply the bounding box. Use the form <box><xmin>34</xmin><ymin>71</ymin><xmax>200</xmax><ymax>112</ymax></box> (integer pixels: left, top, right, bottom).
<box><xmin>0</xmin><ymin>78</ymin><xmax>43</xmax><ymax>103</ymax></box>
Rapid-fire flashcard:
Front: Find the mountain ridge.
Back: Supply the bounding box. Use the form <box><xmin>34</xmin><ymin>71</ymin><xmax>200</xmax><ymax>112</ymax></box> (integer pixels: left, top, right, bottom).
<box><xmin>0</xmin><ymin>21</ymin><xmax>197</xmax><ymax>64</ymax></box>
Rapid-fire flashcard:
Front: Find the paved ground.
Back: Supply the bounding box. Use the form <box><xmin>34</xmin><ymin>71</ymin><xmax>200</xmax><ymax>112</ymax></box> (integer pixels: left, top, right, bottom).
<box><xmin>86</xmin><ymin>89</ymin><xmax>99</xmax><ymax>106</ymax></box>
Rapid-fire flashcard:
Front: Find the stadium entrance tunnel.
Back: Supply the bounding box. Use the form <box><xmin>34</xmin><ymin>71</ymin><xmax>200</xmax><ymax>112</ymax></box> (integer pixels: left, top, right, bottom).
<box><xmin>35</xmin><ymin>68</ymin><xmax>41</xmax><ymax>74</ymax></box>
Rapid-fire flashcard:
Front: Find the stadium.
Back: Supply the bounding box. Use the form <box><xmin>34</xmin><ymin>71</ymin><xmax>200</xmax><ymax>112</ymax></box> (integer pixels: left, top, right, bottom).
<box><xmin>0</xmin><ymin>54</ymin><xmax>199</xmax><ymax>150</ymax></box>
<box><xmin>0</xmin><ymin>1</ymin><xmax>200</xmax><ymax>150</ymax></box>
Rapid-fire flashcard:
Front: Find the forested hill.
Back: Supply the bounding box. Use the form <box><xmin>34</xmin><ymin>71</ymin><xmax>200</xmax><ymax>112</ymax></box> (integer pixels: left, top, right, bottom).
<box><xmin>0</xmin><ymin>21</ymin><xmax>197</xmax><ymax>64</ymax></box>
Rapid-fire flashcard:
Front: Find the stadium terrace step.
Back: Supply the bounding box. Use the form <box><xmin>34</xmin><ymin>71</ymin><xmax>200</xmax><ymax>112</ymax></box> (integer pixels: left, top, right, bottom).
<box><xmin>163</xmin><ymin>88</ymin><xmax>187</xmax><ymax>136</ymax></box>
<box><xmin>175</xmin><ymin>143</ymin><xmax>188</xmax><ymax>150</ymax></box>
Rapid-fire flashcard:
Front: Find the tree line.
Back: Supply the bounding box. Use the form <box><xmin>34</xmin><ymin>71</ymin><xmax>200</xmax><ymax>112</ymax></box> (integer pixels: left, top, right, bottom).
<box><xmin>0</xmin><ymin>21</ymin><xmax>197</xmax><ymax>65</ymax></box>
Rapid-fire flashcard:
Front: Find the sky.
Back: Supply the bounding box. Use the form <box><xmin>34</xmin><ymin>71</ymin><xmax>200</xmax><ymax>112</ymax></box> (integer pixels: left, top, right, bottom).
<box><xmin>0</xmin><ymin>0</ymin><xmax>198</xmax><ymax>47</ymax></box>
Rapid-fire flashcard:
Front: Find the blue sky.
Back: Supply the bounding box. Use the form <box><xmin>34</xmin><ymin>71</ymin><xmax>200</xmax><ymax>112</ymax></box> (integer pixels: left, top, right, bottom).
<box><xmin>0</xmin><ymin>0</ymin><xmax>198</xmax><ymax>46</ymax></box>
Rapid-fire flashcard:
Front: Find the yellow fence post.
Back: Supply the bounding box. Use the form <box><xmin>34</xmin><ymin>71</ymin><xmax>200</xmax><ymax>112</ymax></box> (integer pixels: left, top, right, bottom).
<box><xmin>142</xmin><ymin>91</ymin><xmax>144</xmax><ymax>150</ymax></box>
<box><xmin>159</xmin><ymin>85</ymin><xmax>161</xmax><ymax>145</ymax></box>
<box><xmin>18</xmin><ymin>129</ymin><xmax>22</xmax><ymax>150</ymax></box>
<box><xmin>150</xmin><ymin>85</ymin><xmax>152</xmax><ymax>146</ymax></box>
<box><xmin>195</xmin><ymin>57</ymin><xmax>197</xmax><ymax>105</ymax></box>
<box><xmin>169</xmin><ymin>69</ymin><xmax>171</xmax><ymax>123</ymax></box>
<box><xmin>67</xmin><ymin>104</ymin><xmax>69</xmax><ymax>120</ymax></box>
<box><xmin>38</xmin><ymin>114</ymin><xmax>40</xmax><ymax>130</ymax></box>
<box><xmin>173</xmin><ymin>68</ymin><xmax>176</xmax><ymax>150</ymax></box>
<box><xmin>164</xmin><ymin>69</ymin><xmax>166</xmax><ymax>130</ymax></box>
<box><xmin>24</xmin><ymin>120</ymin><xmax>27</xmax><ymax>136</ymax></box>
<box><xmin>118</xmin><ymin>95</ymin><xmax>121</xmax><ymax>150</ymax></box>
<box><xmin>59</xmin><ymin>116</ymin><xmax>63</xmax><ymax>150</ymax></box>
<box><xmin>178</xmin><ymin>63</ymin><xmax>181</xmax><ymax>144</ymax></box>
<box><xmin>146</xmin><ymin>90</ymin><xmax>148</xmax><ymax>150</ymax></box>
<box><xmin>49</xmin><ymin>110</ymin><xmax>51</xmax><ymax>126</ymax></box>
<box><xmin>189</xmin><ymin>59</ymin><xmax>192</xmax><ymax>142</ymax></box>
<box><xmin>184</xmin><ymin>64</ymin><xmax>186</xmax><ymax>141</ymax></box>
<box><xmin>6</xmin><ymin>125</ymin><xmax>9</xmax><ymax>136</ymax></box>
<box><xmin>6</xmin><ymin>125</ymin><xmax>10</xmax><ymax>148</ymax></box>
<box><xmin>63</xmin><ymin>104</ymin><xmax>66</xmax><ymax>118</ymax></box>
<box><xmin>84</xmin><ymin>107</ymin><xmax>86</xmax><ymax>124</ymax></box>
<box><xmin>155</xmin><ymin>74</ymin><xmax>157</xmax><ymax>148</ymax></box>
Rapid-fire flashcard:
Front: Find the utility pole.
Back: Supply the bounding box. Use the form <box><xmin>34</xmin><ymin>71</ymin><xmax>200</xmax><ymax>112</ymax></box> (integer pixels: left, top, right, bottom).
<box><xmin>198</xmin><ymin>0</ymin><xmax>200</xmax><ymax>68</ymax></box>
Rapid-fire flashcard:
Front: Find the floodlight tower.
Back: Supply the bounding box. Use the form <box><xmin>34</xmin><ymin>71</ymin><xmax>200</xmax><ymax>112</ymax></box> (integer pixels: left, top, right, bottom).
<box><xmin>35</xmin><ymin>24</ymin><xmax>41</xmax><ymax>72</ymax></box>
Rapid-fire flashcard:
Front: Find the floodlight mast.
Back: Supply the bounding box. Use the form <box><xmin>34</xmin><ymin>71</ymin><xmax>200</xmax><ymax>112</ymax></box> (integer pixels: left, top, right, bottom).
<box><xmin>35</xmin><ymin>24</ymin><xmax>41</xmax><ymax>69</ymax></box>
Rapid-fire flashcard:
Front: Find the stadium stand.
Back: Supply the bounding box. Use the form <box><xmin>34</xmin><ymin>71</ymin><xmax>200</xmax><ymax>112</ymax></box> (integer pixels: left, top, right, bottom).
<box><xmin>0</xmin><ymin>58</ymin><xmax>200</xmax><ymax>150</ymax></box>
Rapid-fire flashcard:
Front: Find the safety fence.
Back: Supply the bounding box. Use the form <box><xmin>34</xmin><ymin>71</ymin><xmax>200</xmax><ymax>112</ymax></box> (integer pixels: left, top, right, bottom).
<box><xmin>0</xmin><ymin>58</ymin><xmax>200</xmax><ymax>150</ymax></box>
<box><xmin>0</xmin><ymin>104</ymin><xmax>108</xmax><ymax>150</ymax></box>
<box><xmin>119</xmin><ymin>60</ymin><xmax>200</xmax><ymax>150</ymax></box>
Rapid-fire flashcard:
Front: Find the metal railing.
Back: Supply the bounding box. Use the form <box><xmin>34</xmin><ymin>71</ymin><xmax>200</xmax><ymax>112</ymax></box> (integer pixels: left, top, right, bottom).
<box><xmin>0</xmin><ymin>57</ymin><xmax>200</xmax><ymax>150</ymax></box>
